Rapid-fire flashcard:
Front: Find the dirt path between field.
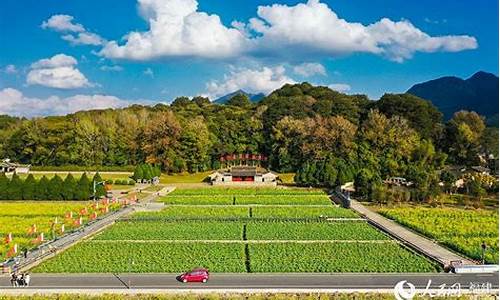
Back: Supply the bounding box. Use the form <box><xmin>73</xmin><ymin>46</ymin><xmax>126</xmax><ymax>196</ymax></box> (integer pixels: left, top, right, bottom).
<box><xmin>350</xmin><ymin>200</ymin><xmax>476</xmax><ymax>266</ymax></box>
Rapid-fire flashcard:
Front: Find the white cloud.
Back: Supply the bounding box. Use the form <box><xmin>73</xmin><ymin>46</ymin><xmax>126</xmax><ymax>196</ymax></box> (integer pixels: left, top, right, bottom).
<box><xmin>100</xmin><ymin>0</ymin><xmax>249</xmax><ymax>60</ymax></box>
<box><xmin>328</xmin><ymin>83</ymin><xmax>351</xmax><ymax>92</ymax></box>
<box><xmin>98</xmin><ymin>0</ymin><xmax>477</xmax><ymax>62</ymax></box>
<box><xmin>62</xmin><ymin>32</ymin><xmax>105</xmax><ymax>46</ymax></box>
<box><xmin>293</xmin><ymin>62</ymin><xmax>326</xmax><ymax>77</ymax></box>
<box><xmin>366</xmin><ymin>18</ymin><xmax>476</xmax><ymax>62</ymax></box>
<box><xmin>41</xmin><ymin>15</ymin><xmax>85</xmax><ymax>32</ymax></box>
<box><xmin>100</xmin><ymin>65</ymin><xmax>124</xmax><ymax>72</ymax></box>
<box><xmin>143</xmin><ymin>67</ymin><xmax>155</xmax><ymax>78</ymax></box>
<box><xmin>206</xmin><ymin>65</ymin><xmax>295</xmax><ymax>99</ymax></box>
<box><xmin>3</xmin><ymin>64</ymin><xmax>17</xmax><ymax>74</ymax></box>
<box><xmin>42</xmin><ymin>14</ymin><xmax>106</xmax><ymax>46</ymax></box>
<box><xmin>0</xmin><ymin>88</ymin><xmax>132</xmax><ymax>117</ymax></box>
<box><xmin>27</xmin><ymin>54</ymin><xmax>91</xmax><ymax>89</ymax></box>
<box><xmin>249</xmin><ymin>0</ymin><xmax>477</xmax><ymax>62</ymax></box>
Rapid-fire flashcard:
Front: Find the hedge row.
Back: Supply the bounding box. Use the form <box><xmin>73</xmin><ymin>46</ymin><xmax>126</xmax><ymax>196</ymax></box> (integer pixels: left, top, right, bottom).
<box><xmin>0</xmin><ymin>172</ymin><xmax>114</xmax><ymax>200</ymax></box>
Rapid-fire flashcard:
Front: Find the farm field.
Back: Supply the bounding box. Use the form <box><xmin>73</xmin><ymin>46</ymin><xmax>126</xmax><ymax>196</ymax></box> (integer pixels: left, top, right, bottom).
<box><xmin>34</xmin><ymin>187</ymin><xmax>438</xmax><ymax>273</ymax></box>
<box><xmin>378</xmin><ymin>206</ymin><xmax>499</xmax><ymax>264</ymax></box>
<box><xmin>159</xmin><ymin>194</ymin><xmax>331</xmax><ymax>205</ymax></box>
<box><xmin>248</xmin><ymin>242</ymin><xmax>436</xmax><ymax>273</ymax></box>
<box><xmin>169</xmin><ymin>187</ymin><xmax>326</xmax><ymax>196</ymax></box>
<box><xmin>0</xmin><ymin>201</ymin><xmax>91</xmax><ymax>261</ymax></box>
<box><xmin>133</xmin><ymin>205</ymin><xmax>359</xmax><ymax>219</ymax></box>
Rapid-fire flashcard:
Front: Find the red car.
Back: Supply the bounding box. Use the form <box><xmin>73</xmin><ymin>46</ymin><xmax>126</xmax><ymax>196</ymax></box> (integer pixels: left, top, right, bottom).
<box><xmin>179</xmin><ymin>268</ymin><xmax>209</xmax><ymax>283</ymax></box>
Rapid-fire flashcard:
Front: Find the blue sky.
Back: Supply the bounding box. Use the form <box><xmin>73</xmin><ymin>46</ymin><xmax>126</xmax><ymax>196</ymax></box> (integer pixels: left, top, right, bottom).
<box><xmin>0</xmin><ymin>0</ymin><xmax>497</xmax><ymax>116</ymax></box>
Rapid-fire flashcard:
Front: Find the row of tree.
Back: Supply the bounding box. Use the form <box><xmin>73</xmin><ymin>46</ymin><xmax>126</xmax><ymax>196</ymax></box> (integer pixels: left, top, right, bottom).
<box><xmin>0</xmin><ymin>173</ymin><xmax>107</xmax><ymax>200</ymax></box>
<box><xmin>132</xmin><ymin>163</ymin><xmax>161</xmax><ymax>182</ymax></box>
<box><xmin>0</xmin><ymin>83</ymin><xmax>497</xmax><ymax>200</ymax></box>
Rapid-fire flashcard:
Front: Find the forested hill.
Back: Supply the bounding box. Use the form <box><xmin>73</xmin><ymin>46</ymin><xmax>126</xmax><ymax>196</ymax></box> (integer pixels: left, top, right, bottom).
<box><xmin>407</xmin><ymin>71</ymin><xmax>499</xmax><ymax>125</ymax></box>
<box><xmin>0</xmin><ymin>83</ymin><xmax>497</xmax><ymax>195</ymax></box>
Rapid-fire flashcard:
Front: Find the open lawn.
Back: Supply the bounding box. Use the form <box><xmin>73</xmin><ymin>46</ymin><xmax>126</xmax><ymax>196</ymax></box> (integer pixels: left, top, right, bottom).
<box><xmin>378</xmin><ymin>205</ymin><xmax>499</xmax><ymax>264</ymax></box>
<box><xmin>159</xmin><ymin>171</ymin><xmax>212</xmax><ymax>184</ymax></box>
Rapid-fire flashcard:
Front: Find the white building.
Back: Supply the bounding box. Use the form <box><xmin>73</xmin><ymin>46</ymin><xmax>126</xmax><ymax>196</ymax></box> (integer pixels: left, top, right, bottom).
<box><xmin>0</xmin><ymin>159</ymin><xmax>31</xmax><ymax>174</ymax></box>
<box><xmin>209</xmin><ymin>166</ymin><xmax>278</xmax><ymax>186</ymax></box>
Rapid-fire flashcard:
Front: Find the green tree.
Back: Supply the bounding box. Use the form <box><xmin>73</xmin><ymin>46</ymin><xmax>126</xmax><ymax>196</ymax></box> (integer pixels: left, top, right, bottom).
<box><xmin>444</xmin><ymin>111</ymin><xmax>486</xmax><ymax>165</ymax></box>
<box><xmin>376</xmin><ymin>93</ymin><xmax>443</xmax><ymax>140</ymax></box>
<box><xmin>75</xmin><ymin>173</ymin><xmax>91</xmax><ymax>200</ymax></box>
<box><xmin>92</xmin><ymin>172</ymin><xmax>106</xmax><ymax>198</ymax></box>
<box><xmin>62</xmin><ymin>173</ymin><xmax>77</xmax><ymax>200</ymax></box>
<box><xmin>323</xmin><ymin>160</ymin><xmax>338</xmax><ymax>187</ymax></box>
<box><xmin>355</xmin><ymin>168</ymin><xmax>374</xmax><ymax>198</ymax></box>
<box><xmin>440</xmin><ymin>170</ymin><xmax>456</xmax><ymax>193</ymax></box>
<box><xmin>0</xmin><ymin>173</ymin><xmax>9</xmax><ymax>200</ymax></box>
<box><xmin>132</xmin><ymin>165</ymin><xmax>144</xmax><ymax>182</ymax></box>
<box><xmin>227</xmin><ymin>93</ymin><xmax>252</xmax><ymax>108</ymax></box>
<box><xmin>48</xmin><ymin>175</ymin><xmax>64</xmax><ymax>200</ymax></box>
<box><xmin>22</xmin><ymin>174</ymin><xmax>37</xmax><ymax>200</ymax></box>
<box><xmin>7</xmin><ymin>173</ymin><xmax>23</xmax><ymax>200</ymax></box>
<box><xmin>36</xmin><ymin>176</ymin><xmax>50</xmax><ymax>200</ymax></box>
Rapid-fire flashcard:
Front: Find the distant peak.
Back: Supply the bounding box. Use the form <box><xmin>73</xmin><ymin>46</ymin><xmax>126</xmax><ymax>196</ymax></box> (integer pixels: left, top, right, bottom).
<box><xmin>468</xmin><ymin>71</ymin><xmax>497</xmax><ymax>80</ymax></box>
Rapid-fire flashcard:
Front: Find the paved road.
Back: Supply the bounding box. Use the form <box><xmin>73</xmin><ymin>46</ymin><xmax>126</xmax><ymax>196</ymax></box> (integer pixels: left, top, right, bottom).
<box><xmin>350</xmin><ymin>200</ymin><xmax>475</xmax><ymax>266</ymax></box>
<box><xmin>0</xmin><ymin>273</ymin><xmax>498</xmax><ymax>290</ymax></box>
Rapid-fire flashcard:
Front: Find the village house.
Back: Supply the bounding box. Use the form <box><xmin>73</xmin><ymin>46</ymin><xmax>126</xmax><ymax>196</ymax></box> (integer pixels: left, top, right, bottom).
<box><xmin>0</xmin><ymin>159</ymin><xmax>31</xmax><ymax>174</ymax></box>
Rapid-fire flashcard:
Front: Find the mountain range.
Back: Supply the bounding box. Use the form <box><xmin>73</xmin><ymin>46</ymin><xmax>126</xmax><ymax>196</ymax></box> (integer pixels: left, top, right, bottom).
<box><xmin>213</xmin><ymin>90</ymin><xmax>266</xmax><ymax>104</ymax></box>
<box><xmin>407</xmin><ymin>71</ymin><xmax>498</xmax><ymax>125</ymax></box>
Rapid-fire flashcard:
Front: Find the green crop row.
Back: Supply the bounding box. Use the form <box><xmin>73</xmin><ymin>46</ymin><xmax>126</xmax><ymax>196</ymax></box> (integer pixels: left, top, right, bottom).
<box><xmin>33</xmin><ymin>242</ymin><xmax>246</xmax><ymax>273</ymax></box>
<box><xmin>160</xmin><ymin>195</ymin><xmax>233</xmax><ymax>205</ymax></box>
<box><xmin>248</xmin><ymin>242</ymin><xmax>437</xmax><ymax>273</ymax></box>
<box><xmin>33</xmin><ymin>241</ymin><xmax>436</xmax><ymax>273</ymax></box>
<box><xmin>95</xmin><ymin>221</ymin><xmax>242</xmax><ymax>241</ymax></box>
<box><xmin>133</xmin><ymin>206</ymin><xmax>358</xmax><ymax>220</ymax></box>
<box><xmin>159</xmin><ymin>195</ymin><xmax>331</xmax><ymax>205</ymax></box>
<box><xmin>252</xmin><ymin>206</ymin><xmax>358</xmax><ymax>218</ymax></box>
<box><xmin>170</xmin><ymin>187</ymin><xmax>326</xmax><ymax>196</ymax></box>
<box><xmin>246</xmin><ymin>221</ymin><xmax>388</xmax><ymax>241</ymax></box>
<box><xmin>378</xmin><ymin>206</ymin><xmax>499</xmax><ymax>263</ymax></box>
<box><xmin>95</xmin><ymin>220</ymin><xmax>387</xmax><ymax>241</ymax></box>
<box><xmin>235</xmin><ymin>195</ymin><xmax>330</xmax><ymax>205</ymax></box>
